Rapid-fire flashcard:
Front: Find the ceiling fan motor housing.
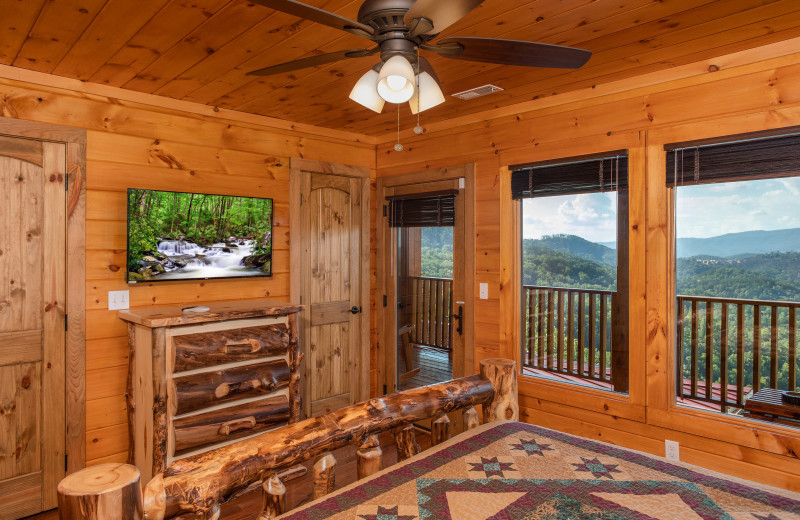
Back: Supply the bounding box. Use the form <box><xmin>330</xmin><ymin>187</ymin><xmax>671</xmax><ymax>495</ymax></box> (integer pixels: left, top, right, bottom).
<box><xmin>357</xmin><ymin>0</ymin><xmax>415</xmax><ymax>34</ymax></box>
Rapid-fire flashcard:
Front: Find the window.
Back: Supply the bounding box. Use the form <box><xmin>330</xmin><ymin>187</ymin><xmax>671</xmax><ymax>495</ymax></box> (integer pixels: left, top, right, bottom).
<box><xmin>669</xmin><ymin>134</ymin><xmax>800</xmax><ymax>421</ymax></box>
<box><xmin>513</xmin><ymin>153</ymin><xmax>629</xmax><ymax>393</ymax></box>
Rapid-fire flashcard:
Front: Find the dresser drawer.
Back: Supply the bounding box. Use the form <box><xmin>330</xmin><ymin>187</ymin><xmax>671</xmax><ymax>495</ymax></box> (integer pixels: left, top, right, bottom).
<box><xmin>173</xmin><ymin>359</ymin><xmax>290</xmax><ymax>415</ymax></box>
<box><xmin>172</xmin><ymin>395</ymin><xmax>290</xmax><ymax>454</ymax></box>
<box><xmin>172</xmin><ymin>324</ymin><xmax>290</xmax><ymax>372</ymax></box>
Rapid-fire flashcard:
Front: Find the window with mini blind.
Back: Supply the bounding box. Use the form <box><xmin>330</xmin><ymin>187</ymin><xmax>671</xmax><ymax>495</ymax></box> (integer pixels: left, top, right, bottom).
<box><xmin>668</xmin><ymin>133</ymin><xmax>800</xmax><ymax>423</ymax></box>
<box><xmin>512</xmin><ymin>152</ymin><xmax>630</xmax><ymax>393</ymax></box>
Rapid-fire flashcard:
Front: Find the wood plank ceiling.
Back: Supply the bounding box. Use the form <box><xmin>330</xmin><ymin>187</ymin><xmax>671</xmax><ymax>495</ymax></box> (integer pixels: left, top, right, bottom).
<box><xmin>2</xmin><ymin>0</ymin><xmax>799</xmax><ymax>136</ymax></box>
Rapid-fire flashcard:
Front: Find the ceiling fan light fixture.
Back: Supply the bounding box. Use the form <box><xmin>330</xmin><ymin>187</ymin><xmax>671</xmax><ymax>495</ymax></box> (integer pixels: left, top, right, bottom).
<box><xmin>349</xmin><ymin>68</ymin><xmax>385</xmax><ymax>113</ymax></box>
<box><xmin>409</xmin><ymin>71</ymin><xmax>445</xmax><ymax>114</ymax></box>
<box><xmin>377</xmin><ymin>55</ymin><xmax>416</xmax><ymax>103</ymax></box>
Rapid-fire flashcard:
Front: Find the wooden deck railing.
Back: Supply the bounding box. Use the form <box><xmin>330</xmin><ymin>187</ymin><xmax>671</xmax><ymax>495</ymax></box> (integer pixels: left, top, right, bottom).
<box><xmin>522</xmin><ymin>285</ymin><xmax>614</xmax><ymax>384</ymax></box>
<box><xmin>58</xmin><ymin>359</ymin><xmax>518</xmax><ymax>520</ymax></box>
<box><xmin>677</xmin><ymin>295</ymin><xmax>799</xmax><ymax>410</ymax></box>
<box><xmin>408</xmin><ymin>276</ymin><xmax>453</xmax><ymax>350</ymax></box>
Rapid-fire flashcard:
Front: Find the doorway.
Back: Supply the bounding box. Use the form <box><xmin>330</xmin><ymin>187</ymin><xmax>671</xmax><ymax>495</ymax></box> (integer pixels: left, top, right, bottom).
<box><xmin>290</xmin><ymin>159</ymin><xmax>371</xmax><ymax>417</ymax></box>
<box><xmin>378</xmin><ymin>165</ymin><xmax>475</xmax><ymax>397</ymax></box>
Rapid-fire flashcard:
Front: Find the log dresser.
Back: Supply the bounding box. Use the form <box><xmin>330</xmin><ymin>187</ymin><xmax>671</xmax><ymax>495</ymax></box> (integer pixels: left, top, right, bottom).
<box><xmin>119</xmin><ymin>299</ymin><xmax>303</xmax><ymax>484</ymax></box>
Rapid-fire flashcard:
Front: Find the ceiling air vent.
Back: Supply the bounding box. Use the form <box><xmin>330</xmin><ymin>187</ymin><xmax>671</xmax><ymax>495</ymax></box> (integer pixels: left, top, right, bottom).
<box><xmin>452</xmin><ymin>84</ymin><xmax>504</xmax><ymax>101</ymax></box>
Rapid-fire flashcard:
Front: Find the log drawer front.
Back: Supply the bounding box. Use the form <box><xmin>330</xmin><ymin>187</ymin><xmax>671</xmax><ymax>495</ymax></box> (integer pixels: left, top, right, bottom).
<box><xmin>120</xmin><ymin>300</ymin><xmax>303</xmax><ymax>484</ymax></box>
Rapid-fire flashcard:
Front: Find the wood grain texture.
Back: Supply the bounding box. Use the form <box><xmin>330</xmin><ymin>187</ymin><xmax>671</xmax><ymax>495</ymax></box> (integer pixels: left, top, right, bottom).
<box><xmin>257</xmin><ymin>474</ymin><xmax>286</xmax><ymax>520</ymax></box>
<box><xmin>292</xmin><ymin>160</ymin><xmax>371</xmax><ymax>417</ymax></box>
<box><xmin>5</xmin><ymin>0</ymin><xmax>795</xmax><ymax>134</ymax></box>
<box><xmin>0</xmin><ymin>128</ymin><xmax>79</xmax><ymax>515</ymax></box>
<box><xmin>57</xmin><ymin>463</ymin><xmax>143</xmax><ymax>520</ymax></box>
<box><xmin>356</xmin><ymin>436</ymin><xmax>383</xmax><ymax>480</ymax></box>
<box><xmin>118</xmin><ymin>300</ymin><xmax>303</xmax><ymax>329</ymax></box>
<box><xmin>431</xmin><ymin>414</ymin><xmax>451</xmax><ymax>447</ymax></box>
<box><xmin>145</xmin><ymin>373</ymin><xmax>494</xmax><ymax>517</ymax></box>
<box><xmin>463</xmin><ymin>406</ymin><xmax>480</xmax><ymax>431</ymax></box>
<box><xmin>174</xmin><ymin>359</ymin><xmax>290</xmax><ymax>415</ymax></box>
<box><xmin>151</xmin><ymin>328</ymin><xmax>168</xmax><ymax>478</ymax></box>
<box><xmin>172</xmin><ymin>324</ymin><xmax>290</xmax><ymax>372</ymax></box>
<box><xmin>311</xmin><ymin>452</ymin><xmax>336</xmax><ymax>500</ymax></box>
<box><xmin>393</xmin><ymin>424</ymin><xmax>420</xmax><ymax>462</ymax></box>
<box><xmin>172</xmin><ymin>395</ymin><xmax>290</xmax><ymax>453</ymax></box>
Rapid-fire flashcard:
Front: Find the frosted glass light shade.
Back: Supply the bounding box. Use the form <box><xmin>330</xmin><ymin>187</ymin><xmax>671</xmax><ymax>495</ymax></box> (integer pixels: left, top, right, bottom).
<box><xmin>377</xmin><ymin>56</ymin><xmax>416</xmax><ymax>103</ymax></box>
<box><xmin>409</xmin><ymin>71</ymin><xmax>445</xmax><ymax>114</ymax></box>
<box><xmin>349</xmin><ymin>69</ymin><xmax>385</xmax><ymax>113</ymax></box>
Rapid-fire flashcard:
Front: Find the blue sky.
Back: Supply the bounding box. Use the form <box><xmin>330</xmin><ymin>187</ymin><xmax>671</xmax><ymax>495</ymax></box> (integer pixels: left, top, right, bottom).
<box><xmin>522</xmin><ymin>177</ymin><xmax>800</xmax><ymax>243</ymax></box>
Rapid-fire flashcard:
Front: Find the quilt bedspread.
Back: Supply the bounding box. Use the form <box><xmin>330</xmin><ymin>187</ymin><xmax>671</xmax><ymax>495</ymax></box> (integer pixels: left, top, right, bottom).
<box><xmin>280</xmin><ymin>420</ymin><xmax>800</xmax><ymax>519</ymax></box>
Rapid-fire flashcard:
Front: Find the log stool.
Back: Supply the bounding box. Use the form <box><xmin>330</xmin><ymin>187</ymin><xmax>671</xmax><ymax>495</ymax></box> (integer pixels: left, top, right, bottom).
<box><xmin>57</xmin><ymin>463</ymin><xmax>143</xmax><ymax>520</ymax></box>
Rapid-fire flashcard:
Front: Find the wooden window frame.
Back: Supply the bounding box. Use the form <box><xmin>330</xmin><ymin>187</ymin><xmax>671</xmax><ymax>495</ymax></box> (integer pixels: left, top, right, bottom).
<box><xmin>500</xmin><ymin>143</ymin><xmax>647</xmax><ymax>423</ymax></box>
<box><xmin>645</xmin><ymin>123</ymin><xmax>800</xmax><ymax>457</ymax></box>
<box><xmin>0</xmin><ymin>118</ymin><xmax>87</xmax><ymax>472</ymax></box>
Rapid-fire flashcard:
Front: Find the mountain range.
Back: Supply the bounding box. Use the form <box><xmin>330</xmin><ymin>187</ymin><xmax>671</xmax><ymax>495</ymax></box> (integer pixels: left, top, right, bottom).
<box><xmin>593</xmin><ymin>228</ymin><xmax>800</xmax><ymax>258</ymax></box>
<box><xmin>525</xmin><ymin>229</ymin><xmax>800</xmax><ymax>301</ymax></box>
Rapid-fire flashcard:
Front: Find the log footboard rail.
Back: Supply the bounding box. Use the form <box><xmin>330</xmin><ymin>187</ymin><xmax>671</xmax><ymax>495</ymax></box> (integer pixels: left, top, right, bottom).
<box><xmin>59</xmin><ymin>358</ymin><xmax>518</xmax><ymax>520</ymax></box>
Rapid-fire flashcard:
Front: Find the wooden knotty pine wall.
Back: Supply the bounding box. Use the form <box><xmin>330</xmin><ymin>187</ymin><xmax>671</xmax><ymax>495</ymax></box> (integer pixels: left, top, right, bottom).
<box><xmin>3</xmin><ymin>35</ymin><xmax>800</xmax><ymax>487</ymax></box>
<box><xmin>375</xmin><ymin>38</ymin><xmax>800</xmax><ymax>491</ymax></box>
<box><xmin>0</xmin><ymin>73</ymin><xmax>376</xmax><ymax>467</ymax></box>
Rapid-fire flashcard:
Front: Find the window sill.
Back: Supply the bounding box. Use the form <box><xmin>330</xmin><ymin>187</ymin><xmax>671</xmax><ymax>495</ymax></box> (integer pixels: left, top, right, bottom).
<box><xmin>519</xmin><ymin>373</ymin><xmax>645</xmax><ymax>422</ymax></box>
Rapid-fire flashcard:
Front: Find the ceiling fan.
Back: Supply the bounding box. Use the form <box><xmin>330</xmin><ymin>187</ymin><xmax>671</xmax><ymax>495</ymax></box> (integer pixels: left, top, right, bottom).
<box><xmin>247</xmin><ymin>0</ymin><xmax>592</xmax><ymax>114</ymax></box>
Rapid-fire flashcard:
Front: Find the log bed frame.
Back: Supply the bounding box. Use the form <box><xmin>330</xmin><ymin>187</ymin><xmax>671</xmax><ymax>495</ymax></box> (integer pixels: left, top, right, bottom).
<box><xmin>57</xmin><ymin>358</ymin><xmax>518</xmax><ymax>520</ymax></box>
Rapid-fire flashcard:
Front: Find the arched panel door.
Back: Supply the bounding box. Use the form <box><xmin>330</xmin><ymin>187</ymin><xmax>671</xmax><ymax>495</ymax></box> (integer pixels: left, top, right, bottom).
<box><xmin>0</xmin><ymin>135</ymin><xmax>66</xmax><ymax>517</ymax></box>
<box><xmin>292</xmin><ymin>161</ymin><xmax>370</xmax><ymax>417</ymax></box>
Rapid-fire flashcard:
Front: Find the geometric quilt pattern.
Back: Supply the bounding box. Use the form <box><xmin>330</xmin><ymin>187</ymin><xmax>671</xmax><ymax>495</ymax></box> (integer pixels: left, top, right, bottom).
<box><xmin>279</xmin><ymin>421</ymin><xmax>800</xmax><ymax>520</ymax></box>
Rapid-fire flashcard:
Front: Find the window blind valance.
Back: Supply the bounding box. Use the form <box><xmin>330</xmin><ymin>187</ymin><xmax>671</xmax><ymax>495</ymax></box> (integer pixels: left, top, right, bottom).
<box><xmin>666</xmin><ymin>134</ymin><xmax>800</xmax><ymax>187</ymax></box>
<box><xmin>388</xmin><ymin>190</ymin><xmax>457</xmax><ymax>227</ymax></box>
<box><xmin>511</xmin><ymin>154</ymin><xmax>628</xmax><ymax>200</ymax></box>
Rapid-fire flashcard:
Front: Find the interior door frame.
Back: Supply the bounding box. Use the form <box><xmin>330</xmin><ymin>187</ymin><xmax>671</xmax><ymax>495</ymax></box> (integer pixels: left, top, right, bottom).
<box><xmin>0</xmin><ymin>117</ymin><xmax>87</xmax><ymax>477</ymax></box>
<box><xmin>289</xmin><ymin>158</ymin><xmax>371</xmax><ymax>417</ymax></box>
<box><xmin>377</xmin><ymin>164</ymin><xmax>476</xmax><ymax>396</ymax></box>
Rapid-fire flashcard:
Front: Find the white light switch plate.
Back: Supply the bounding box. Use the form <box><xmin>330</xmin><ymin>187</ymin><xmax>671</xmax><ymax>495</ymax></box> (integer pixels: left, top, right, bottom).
<box><xmin>665</xmin><ymin>440</ymin><xmax>680</xmax><ymax>461</ymax></box>
<box><xmin>108</xmin><ymin>290</ymin><xmax>130</xmax><ymax>310</ymax></box>
<box><xmin>479</xmin><ymin>283</ymin><xmax>489</xmax><ymax>299</ymax></box>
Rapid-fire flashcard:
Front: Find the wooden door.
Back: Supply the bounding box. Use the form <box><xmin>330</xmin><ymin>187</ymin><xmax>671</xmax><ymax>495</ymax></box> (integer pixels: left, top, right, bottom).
<box><xmin>0</xmin><ymin>136</ymin><xmax>66</xmax><ymax>518</ymax></box>
<box><xmin>294</xmin><ymin>165</ymin><xmax>370</xmax><ymax>417</ymax></box>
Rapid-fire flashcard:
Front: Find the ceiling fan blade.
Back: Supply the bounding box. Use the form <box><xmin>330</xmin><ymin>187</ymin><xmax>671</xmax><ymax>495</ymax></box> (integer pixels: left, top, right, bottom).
<box><xmin>247</xmin><ymin>48</ymin><xmax>377</xmax><ymax>76</ymax></box>
<box><xmin>429</xmin><ymin>37</ymin><xmax>592</xmax><ymax>69</ymax></box>
<box><xmin>404</xmin><ymin>0</ymin><xmax>484</xmax><ymax>35</ymax></box>
<box><xmin>251</xmin><ymin>0</ymin><xmax>374</xmax><ymax>38</ymax></box>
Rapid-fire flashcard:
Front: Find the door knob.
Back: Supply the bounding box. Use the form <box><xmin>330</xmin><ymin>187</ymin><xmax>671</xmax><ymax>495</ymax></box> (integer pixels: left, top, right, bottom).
<box><xmin>350</xmin><ymin>306</ymin><xmax>362</xmax><ymax>315</ymax></box>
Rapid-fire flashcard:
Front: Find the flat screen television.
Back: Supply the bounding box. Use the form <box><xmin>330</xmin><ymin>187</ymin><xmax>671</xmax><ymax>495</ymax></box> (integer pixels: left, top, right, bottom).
<box><xmin>126</xmin><ymin>188</ymin><xmax>273</xmax><ymax>283</ymax></box>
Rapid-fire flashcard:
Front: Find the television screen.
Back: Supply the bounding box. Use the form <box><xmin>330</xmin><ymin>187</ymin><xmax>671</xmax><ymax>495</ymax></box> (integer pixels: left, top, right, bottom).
<box><xmin>127</xmin><ymin>189</ymin><xmax>273</xmax><ymax>283</ymax></box>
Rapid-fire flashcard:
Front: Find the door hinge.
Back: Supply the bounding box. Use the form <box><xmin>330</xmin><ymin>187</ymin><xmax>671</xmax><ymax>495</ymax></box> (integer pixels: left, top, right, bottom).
<box><xmin>382</xmin><ymin>295</ymin><xmax>387</xmax><ymax>307</ymax></box>
<box><xmin>64</xmin><ymin>313</ymin><xmax>68</xmax><ymax>331</ymax></box>
<box><xmin>383</xmin><ymin>205</ymin><xmax>387</xmax><ymax>217</ymax></box>
<box><xmin>382</xmin><ymin>384</ymin><xmax>387</xmax><ymax>395</ymax></box>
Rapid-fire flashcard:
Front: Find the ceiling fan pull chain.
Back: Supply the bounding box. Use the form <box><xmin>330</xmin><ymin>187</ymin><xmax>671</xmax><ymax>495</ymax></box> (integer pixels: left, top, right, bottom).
<box><xmin>414</xmin><ymin>47</ymin><xmax>424</xmax><ymax>136</ymax></box>
<box><xmin>395</xmin><ymin>105</ymin><xmax>404</xmax><ymax>152</ymax></box>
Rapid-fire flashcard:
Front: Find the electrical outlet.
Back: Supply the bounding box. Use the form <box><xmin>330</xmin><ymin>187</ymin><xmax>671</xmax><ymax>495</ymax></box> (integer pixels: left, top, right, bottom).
<box><xmin>665</xmin><ymin>440</ymin><xmax>680</xmax><ymax>461</ymax></box>
<box><xmin>479</xmin><ymin>283</ymin><xmax>489</xmax><ymax>299</ymax></box>
<box><xmin>108</xmin><ymin>290</ymin><xmax>130</xmax><ymax>310</ymax></box>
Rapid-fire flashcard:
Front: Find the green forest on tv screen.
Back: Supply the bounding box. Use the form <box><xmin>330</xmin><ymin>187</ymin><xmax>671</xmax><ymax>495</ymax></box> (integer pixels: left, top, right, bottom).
<box><xmin>127</xmin><ymin>189</ymin><xmax>273</xmax><ymax>282</ymax></box>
